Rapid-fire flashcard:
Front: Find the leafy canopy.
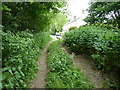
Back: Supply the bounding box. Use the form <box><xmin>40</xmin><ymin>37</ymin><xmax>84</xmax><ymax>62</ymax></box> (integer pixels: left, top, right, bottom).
<box><xmin>2</xmin><ymin>2</ymin><xmax>67</xmax><ymax>32</ymax></box>
<box><xmin>84</xmin><ymin>1</ymin><xmax>120</xmax><ymax>28</ymax></box>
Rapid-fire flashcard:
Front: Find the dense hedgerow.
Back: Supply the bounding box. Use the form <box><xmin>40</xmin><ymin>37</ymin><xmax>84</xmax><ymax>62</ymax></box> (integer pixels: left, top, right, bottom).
<box><xmin>63</xmin><ymin>25</ymin><xmax>120</xmax><ymax>71</ymax></box>
<box><xmin>46</xmin><ymin>40</ymin><xmax>93</xmax><ymax>88</ymax></box>
<box><xmin>2</xmin><ymin>31</ymin><xmax>51</xmax><ymax>88</ymax></box>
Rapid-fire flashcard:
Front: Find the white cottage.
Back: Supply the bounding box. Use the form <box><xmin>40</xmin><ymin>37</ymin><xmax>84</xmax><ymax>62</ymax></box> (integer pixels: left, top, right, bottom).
<box><xmin>62</xmin><ymin>16</ymin><xmax>86</xmax><ymax>32</ymax></box>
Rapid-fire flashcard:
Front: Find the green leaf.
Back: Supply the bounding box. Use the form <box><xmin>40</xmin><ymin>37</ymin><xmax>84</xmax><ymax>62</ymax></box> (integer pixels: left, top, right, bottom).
<box><xmin>2</xmin><ymin>72</ymin><xmax>11</xmax><ymax>80</ymax></box>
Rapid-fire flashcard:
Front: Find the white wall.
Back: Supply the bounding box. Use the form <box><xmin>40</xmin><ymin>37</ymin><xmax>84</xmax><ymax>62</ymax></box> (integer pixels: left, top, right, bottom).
<box><xmin>62</xmin><ymin>18</ymin><xmax>86</xmax><ymax>31</ymax></box>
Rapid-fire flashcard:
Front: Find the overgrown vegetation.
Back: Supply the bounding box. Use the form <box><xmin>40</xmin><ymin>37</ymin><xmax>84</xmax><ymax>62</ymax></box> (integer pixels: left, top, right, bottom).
<box><xmin>63</xmin><ymin>24</ymin><xmax>120</xmax><ymax>72</ymax></box>
<box><xmin>2</xmin><ymin>2</ymin><xmax>68</xmax><ymax>88</ymax></box>
<box><xmin>2</xmin><ymin>1</ymin><xmax>120</xmax><ymax>89</ymax></box>
<box><xmin>63</xmin><ymin>1</ymin><xmax>120</xmax><ymax>88</ymax></box>
<box><xmin>2</xmin><ymin>31</ymin><xmax>51</xmax><ymax>88</ymax></box>
<box><xmin>46</xmin><ymin>40</ymin><xmax>94</xmax><ymax>88</ymax></box>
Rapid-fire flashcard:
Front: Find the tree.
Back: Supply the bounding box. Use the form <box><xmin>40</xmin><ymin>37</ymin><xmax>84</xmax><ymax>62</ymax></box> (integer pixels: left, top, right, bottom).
<box><xmin>2</xmin><ymin>2</ymin><xmax>67</xmax><ymax>32</ymax></box>
<box><xmin>49</xmin><ymin>13</ymin><xmax>69</xmax><ymax>34</ymax></box>
<box><xmin>84</xmin><ymin>1</ymin><xmax>120</xmax><ymax>28</ymax></box>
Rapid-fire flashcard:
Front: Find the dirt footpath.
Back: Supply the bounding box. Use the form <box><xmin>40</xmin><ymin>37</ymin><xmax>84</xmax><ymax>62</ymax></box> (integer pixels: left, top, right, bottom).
<box><xmin>62</xmin><ymin>46</ymin><xmax>117</xmax><ymax>88</ymax></box>
<box><xmin>29</xmin><ymin>40</ymin><xmax>54</xmax><ymax>88</ymax></box>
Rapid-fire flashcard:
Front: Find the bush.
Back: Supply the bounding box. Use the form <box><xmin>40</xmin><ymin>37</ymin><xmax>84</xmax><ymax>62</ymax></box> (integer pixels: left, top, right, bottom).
<box><xmin>2</xmin><ymin>31</ymin><xmax>51</xmax><ymax>88</ymax></box>
<box><xmin>63</xmin><ymin>25</ymin><xmax>120</xmax><ymax>71</ymax></box>
<box><xmin>46</xmin><ymin>40</ymin><xmax>93</xmax><ymax>88</ymax></box>
<box><xmin>91</xmin><ymin>23</ymin><xmax>118</xmax><ymax>30</ymax></box>
<box><xmin>68</xmin><ymin>26</ymin><xmax>77</xmax><ymax>31</ymax></box>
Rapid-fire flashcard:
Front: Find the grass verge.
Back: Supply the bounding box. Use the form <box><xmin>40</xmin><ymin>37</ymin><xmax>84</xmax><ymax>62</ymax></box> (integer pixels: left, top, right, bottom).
<box><xmin>45</xmin><ymin>40</ymin><xmax>94</xmax><ymax>88</ymax></box>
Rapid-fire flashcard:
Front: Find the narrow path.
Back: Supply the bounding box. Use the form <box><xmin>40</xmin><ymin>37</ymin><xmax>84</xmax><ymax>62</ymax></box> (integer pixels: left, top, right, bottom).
<box><xmin>29</xmin><ymin>40</ymin><xmax>54</xmax><ymax>88</ymax></box>
<box><xmin>73</xmin><ymin>55</ymin><xmax>105</xmax><ymax>88</ymax></box>
<box><xmin>62</xmin><ymin>45</ymin><xmax>117</xmax><ymax>88</ymax></box>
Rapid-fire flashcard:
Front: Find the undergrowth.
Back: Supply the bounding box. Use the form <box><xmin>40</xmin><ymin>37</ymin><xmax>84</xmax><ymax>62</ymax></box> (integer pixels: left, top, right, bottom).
<box><xmin>63</xmin><ymin>24</ymin><xmax>120</xmax><ymax>88</ymax></box>
<box><xmin>63</xmin><ymin>25</ymin><xmax>120</xmax><ymax>72</ymax></box>
<box><xmin>2</xmin><ymin>31</ymin><xmax>52</xmax><ymax>88</ymax></box>
<box><xmin>46</xmin><ymin>40</ymin><xmax>94</xmax><ymax>88</ymax></box>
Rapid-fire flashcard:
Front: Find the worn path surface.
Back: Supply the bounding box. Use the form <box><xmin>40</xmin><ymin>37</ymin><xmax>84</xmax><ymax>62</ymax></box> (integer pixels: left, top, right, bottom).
<box><xmin>29</xmin><ymin>35</ymin><xmax>117</xmax><ymax>88</ymax></box>
<box><xmin>61</xmin><ymin>45</ymin><xmax>117</xmax><ymax>88</ymax></box>
<box><xmin>29</xmin><ymin>40</ymin><xmax>54</xmax><ymax>88</ymax></box>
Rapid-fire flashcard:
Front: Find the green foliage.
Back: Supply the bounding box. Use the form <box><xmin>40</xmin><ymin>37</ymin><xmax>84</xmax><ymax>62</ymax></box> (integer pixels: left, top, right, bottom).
<box><xmin>2</xmin><ymin>4</ymin><xmax>11</xmax><ymax>11</ymax></box>
<box><xmin>34</xmin><ymin>32</ymin><xmax>52</xmax><ymax>49</ymax></box>
<box><xmin>46</xmin><ymin>40</ymin><xmax>94</xmax><ymax>88</ymax></box>
<box><xmin>2</xmin><ymin>31</ymin><xmax>51</xmax><ymax>88</ymax></box>
<box><xmin>102</xmin><ymin>79</ymin><xmax>120</xmax><ymax>89</ymax></box>
<box><xmin>91</xmin><ymin>23</ymin><xmax>118</xmax><ymax>30</ymax></box>
<box><xmin>2</xmin><ymin>2</ymin><xmax>68</xmax><ymax>88</ymax></box>
<box><xmin>49</xmin><ymin>13</ymin><xmax>69</xmax><ymax>34</ymax></box>
<box><xmin>68</xmin><ymin>26</ymin><xmax>77</xmax><ymax>31</ymax></box>
<box><xmin>2</xmin><ymin>2</ymin><xmax>67</xmax><ymax>32</ymax></box>
<box><xmin>84</xmin><ymin>2</ymin><xmax>120</xmax><ymax>28</ymax></box>
<box><xmin>63</xmin><ymin>25</ymin><xmax>120</xmax><ymax>72</ymax></box>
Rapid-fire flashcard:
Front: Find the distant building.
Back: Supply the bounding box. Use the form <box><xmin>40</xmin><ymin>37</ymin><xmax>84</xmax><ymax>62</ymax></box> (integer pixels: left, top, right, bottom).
<box><xmin>62</xmin><ymin>16</ymin><xmax>86</xmax><ymax>31</ymax></box>
<box><xmin>62</xmin><ymin>9</ymin><xmax>87</xmax><ymax>32</ymax></box>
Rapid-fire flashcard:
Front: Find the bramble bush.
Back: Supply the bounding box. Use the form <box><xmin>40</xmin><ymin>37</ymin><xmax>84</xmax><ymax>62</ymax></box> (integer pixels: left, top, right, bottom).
<box><xmin>63</xmin><ymin>25</ymin><xmax>120</xmax><ymax>71</ymax></box>
<box><xmin>2</xmin><ymin>31</ymin><xmax>51</xmax><ymax>88</ymax></box>
<box><xmin>46</xmin><ymin>40</ymin><xmax>94</xmax><ymax>88</ymax></box>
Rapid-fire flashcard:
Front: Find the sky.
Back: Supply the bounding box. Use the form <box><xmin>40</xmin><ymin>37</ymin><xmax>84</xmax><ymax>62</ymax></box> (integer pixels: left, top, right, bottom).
<box><xmin>67</xmin><ymin>0</ymin><xmax>91</xmax><ymax>20</ymax></box>
<box><xmin>62</xmin><ymin>0</ymin><xmax>91</xmax><ymax>29</ymax></box>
